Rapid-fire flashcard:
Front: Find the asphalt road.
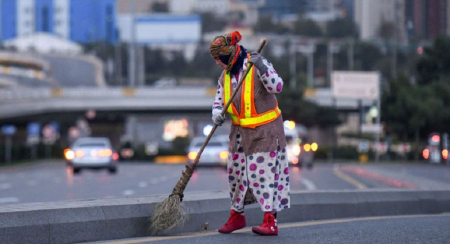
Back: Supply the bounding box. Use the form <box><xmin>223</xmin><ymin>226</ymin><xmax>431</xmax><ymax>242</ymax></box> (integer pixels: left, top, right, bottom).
<box><xmin>95</xmin><ymin>214</ymin><xmax>450</xmax><ymax>244</ymax></box>
<box><xmin>1</xmin><ymin>161</ymin><xmax>450</xmax><ymax>205</ymax></box>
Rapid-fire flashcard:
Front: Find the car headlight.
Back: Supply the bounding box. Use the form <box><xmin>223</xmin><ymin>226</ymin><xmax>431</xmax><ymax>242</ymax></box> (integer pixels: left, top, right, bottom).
<box><xmin>304</xmin><ymin>144</ymin><xmax>311</xmax><ymax>152</ymax></box>
<box><xmin>64</xmin><ymin>149</ymin><xmax>75</xmax><ymax>160</ymax></box>
<box><xmin>75</xmin><ymin>150</ymin><xmax>85</xmax><ymax>158</ymax></box>
<box><xmin>293</xmin><ymin>145</ymin><xmax>301</xmax><ymax>156</ymax></box>
<box><xmin>188</xmin><ymin>152</ymin><xmax>198</xmax><ymax>160</ymax></box>
<box><xmin>219</xmin><ymin>151</ymin><xmax>228</xmax><ymax>159</ymax></box>
<box><xmin>311</xmin><ymin>142</ymin><xmax>318</xmax><ymax>152</ymax></box>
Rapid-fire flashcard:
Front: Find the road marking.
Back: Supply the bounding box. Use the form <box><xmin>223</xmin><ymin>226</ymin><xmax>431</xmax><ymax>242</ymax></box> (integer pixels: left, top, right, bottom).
<box><xmin>138</xmin><ymin>181</ymin><xmax>148</xmax><ymax>188</ymax></box>
<box><xmin>122</xmin><ymin>190</ymin><xmax>135</xmax><ymax>196</ymax></box>
<box><xmin>26</xmin><ymin>180</ymin><xmax>38</xmax><ymax>187</ymax></box>
<box><xmin>0</xmin><ymin>197</ymin><xmax>19</xmax><ymax>203</ymax></box>
<box><xmin>0</xmin><ymin>183</ymin><xmax>11</xmax><ymax>190</ymax></box>
<box><xmin>333</xmin><ymin>166</ymin><xmax>367</xmax><ymax>189</ymax></box>
<box><xmin>97</xmin><ymin>213</ymin><xmax>450</xmax><ymax>244</ymax></box>
<box><xmin>301</xmin><ymin>178</ymin><xmax>316</xmax><ymax>190</ymax></box>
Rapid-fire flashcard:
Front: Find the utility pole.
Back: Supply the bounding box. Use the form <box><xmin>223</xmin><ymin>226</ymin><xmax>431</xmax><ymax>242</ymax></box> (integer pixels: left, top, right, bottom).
<box><xmin>392</xmin><ymin>0</ymin><xmax>399</xmax><ymax>78</ymax></box>
<box><xmin>128</xmin><ymin>0</ymin><xmax>137</xmax><ymax>87</ymax></box>
<box><xmin>289</xmin><ymin>39</ymin><xmax>297</xmax><ymax>90</ymax></box>
<box><xmin>307</xmin><ymin>49</ymin><xmax>314</xmax><ymax>88</ymax></box>
<box><xmin>298</xmin><ymin>44</ymin><xmax>316</xmax><ymax>88</ymax></box>
<box><xmin>347</xmin><ymin>38</ymin><xmax>354</xmax><ymax>70</ymax></box>
<box><xmin>375</xmin><ymin>73</ymin><xmax>382</xmax><ymax>162</ymax></box>
<box><xmin>137</xmin><ymin>46</ymin><xmax>145</xmax><ymax>86</ymax></box>
<box><xmin>115</xmin><ymin>42</ymin><xmax>122</xmax><ymax>86</ymax></box>
<box><xmin>327</xmin><ymin>41</ymin><xmax>334</xmax><ymax>86</ymax></box>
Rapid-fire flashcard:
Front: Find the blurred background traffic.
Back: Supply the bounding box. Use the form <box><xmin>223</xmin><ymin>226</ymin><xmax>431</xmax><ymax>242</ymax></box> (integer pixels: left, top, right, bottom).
<box><xmin>0</xmin><ymin>0</ymin><xmax>450</xmax><ymax>204</ymax></box>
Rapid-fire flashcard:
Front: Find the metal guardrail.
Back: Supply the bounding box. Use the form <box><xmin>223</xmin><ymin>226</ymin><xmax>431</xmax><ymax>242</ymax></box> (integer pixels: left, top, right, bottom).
<box><xmin>0</xmin><ymin>87</ymin><xmax>215</xmax><ymax>100</ymax></box>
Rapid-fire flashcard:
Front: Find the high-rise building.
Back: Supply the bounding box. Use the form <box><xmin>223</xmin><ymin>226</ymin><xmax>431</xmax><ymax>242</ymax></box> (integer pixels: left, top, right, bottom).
<box><xmin>0</xmin><ymin>0</ymin><xmax>117</xmax><ymax>43</ymax></box>
<box><xmin>447</xmin><ymin>0</ymin><xmax>450</xmax><ymax>36</ymax></box>
<box><xmin>258</xmin><ymin>0</ymin><xmax>306</xmax><ymax>18</ymax></box>
<box><xmin>405</xmin><ymin>0</ymin><xmax>450</xmax><ymax>40</ymax></box>
<box><xmin>354</xmin><ymin>0</ymin><xmax>405</xmax><ymax>41</ymax></box>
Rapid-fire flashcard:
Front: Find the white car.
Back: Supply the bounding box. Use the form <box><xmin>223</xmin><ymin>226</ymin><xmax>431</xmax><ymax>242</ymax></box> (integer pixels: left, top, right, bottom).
<box><xmin>65</xmin><ymin>137</ymin><xmax>119</xmax><ymax>174</ymax></box>
<box><xmin>187</xmin><ymin>135</ymin><xmax>229</xmax><ymax>166</ymax></box>
<box><xmin>285</xmin><ymin>129</ymin><xmax>301</xmax><ymax>165</ymax></box>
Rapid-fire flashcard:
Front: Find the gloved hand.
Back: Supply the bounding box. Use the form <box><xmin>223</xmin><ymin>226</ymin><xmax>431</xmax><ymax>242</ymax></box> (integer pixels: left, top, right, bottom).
<box><xmin>249</xmin><ymin>52</ymin><xmax>268</xmax><ymax>75</ymax></box>
<box><xmin>212</xmin><ymin>110</ymin><xmax>226</xmax><ymax>126</ymax></box>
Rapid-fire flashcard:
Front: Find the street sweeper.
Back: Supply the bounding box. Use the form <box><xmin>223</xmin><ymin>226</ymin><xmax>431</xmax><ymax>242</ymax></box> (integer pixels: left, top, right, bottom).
<box><xmin>209</xmin><ymin>31</ymin><xmax>290</xmax><ymax>236</ymax></box>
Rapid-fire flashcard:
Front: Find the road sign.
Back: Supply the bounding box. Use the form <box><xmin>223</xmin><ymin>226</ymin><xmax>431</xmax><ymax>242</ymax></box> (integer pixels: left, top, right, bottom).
<box><xmin>332</xmin><ymin>71</ymin><xmax>380</xmax><ymax>100</ymax></box>
<box><xmin>27</xmin><ymin>123</ymin><xmax>41</xmax><ymax>145</ymax></box>
<box><xmin>2</xmin><ymin>125</ymin><xmax>16</xmax><ymax>136</ymax></box>
<box><xmin>361</xmin><ymin>124</ymin><xmax>382</xmax><ymax>134</ymax></box>
<box><xmin>42</xmin><ymin>123</ymin><xmax>59</xmax><ymax>145</ymax></box>
<box><xmin>358</xmin><ymin>140</ymin><xmax>369</xmax><ymax>153</ymax></box>
<box><xmin>27</xmin><ymin>123</ymin><xmax>40</xmax><ymax>136</ymax></box>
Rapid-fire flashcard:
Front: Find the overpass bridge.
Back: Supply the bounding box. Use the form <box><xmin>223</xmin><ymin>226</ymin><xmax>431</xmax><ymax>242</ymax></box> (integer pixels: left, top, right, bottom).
<box><xmin>0</xmin><ymin>86</ymin><xmax>377</xmax><ymax>121</ymax></box>
<box><xmin>0</xmin><ymin>87</ymin><xmax>217</xmax><ymax>120</ymax></box>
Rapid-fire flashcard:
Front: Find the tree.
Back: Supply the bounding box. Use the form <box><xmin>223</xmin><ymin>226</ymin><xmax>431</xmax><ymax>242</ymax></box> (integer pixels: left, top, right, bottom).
<box><xmin>378</xmin><ymin>21</ymin><xmax>397</xmax><ymax>40</ymax></box>
<box><xmin>200</xmin><ymin>13</ymin><xmax>228</xmax><ymax>33</ymax></box>
<box><xmin>293</xmin><ymin>19</ymin><xmax>323</xmax><ymax>37</ymax></box>
<box><xmin>417</xmin><ymin>37</ymin><xmax>450</xmax><ymax>84</ymax></box>
<box><xmin>353</xmin><ymin>42</ymin><xmax>383</xmax><ymax>71</ymax></box>
<box><xmin>254</xmin><ymin>15</ymin><xmax>289</xmax><ymax>34</ymax></box>
<box><xmin>326</xmin><ymin>17</ymin><xmax>357</xmax><ymax>38</ymax></box>
<box><xmin>382</xmin><ymin>76</ymin><xmax>446</xmax><ymax>158</ymax></box>
<box><xmin>278</xmin><ymin>87</ymin><xmax>340</xmax><ymax>128</ymax></box>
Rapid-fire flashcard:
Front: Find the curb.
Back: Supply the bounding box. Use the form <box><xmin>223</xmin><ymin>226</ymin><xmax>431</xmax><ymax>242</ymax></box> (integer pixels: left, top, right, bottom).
<box><xmin>1</xmin><ymin>189</ymin><xmax>450</xmax><ymax>243</ymax></box>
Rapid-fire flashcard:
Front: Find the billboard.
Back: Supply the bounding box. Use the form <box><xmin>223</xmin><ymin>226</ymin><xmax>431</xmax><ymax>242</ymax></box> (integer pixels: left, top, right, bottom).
<box><xmin>331</xmin><ymin>71</ymin><xmax>380</xmax><ymax>100</ymax></box>
<box><xmin>119</xmin><ymin>14</ymin><xmax>201</xmax><ymax>44</ymax></box>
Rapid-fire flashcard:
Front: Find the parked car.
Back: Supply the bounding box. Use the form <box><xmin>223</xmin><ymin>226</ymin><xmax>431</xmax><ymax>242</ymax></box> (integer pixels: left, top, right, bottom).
<box><xmin>187</xmin><ymin>135</ymin><xmax>229</xmax><ymax>167</ymax></box>
<box><xmin>65</xmin><ymin>137</ymin><xmax>119</xmax><ymax>174</ymax></box>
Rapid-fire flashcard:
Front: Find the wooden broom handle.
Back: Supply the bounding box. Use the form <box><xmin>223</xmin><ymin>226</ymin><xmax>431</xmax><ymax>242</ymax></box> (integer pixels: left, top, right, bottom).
<box><xmin>193</xmin><ymin>39</ymin><xmax>267</xmax><ymax>167</ymax></box>
<box><xmin>172</xmin><ymin>39</ymin><xmax>267</xmax><ymax>198</ymax></box>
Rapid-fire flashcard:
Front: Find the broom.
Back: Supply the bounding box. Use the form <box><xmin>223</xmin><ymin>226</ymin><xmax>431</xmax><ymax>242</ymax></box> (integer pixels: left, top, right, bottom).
<box><xmin>149</xmin><ymin>38</ymin><xmax>267</xmax><ymax>234</ymax></box>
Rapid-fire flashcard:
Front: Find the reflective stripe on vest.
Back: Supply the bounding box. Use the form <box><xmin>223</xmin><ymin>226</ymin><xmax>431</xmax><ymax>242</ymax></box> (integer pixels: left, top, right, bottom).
<box><xmin>222</xmin><ymin>54</ymin><xmax>281</xmax><ymax>129</ymax></box>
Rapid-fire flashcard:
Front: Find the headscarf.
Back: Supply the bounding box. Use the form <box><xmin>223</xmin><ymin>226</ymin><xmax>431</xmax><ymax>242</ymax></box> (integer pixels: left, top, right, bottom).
<box><xmin>209</xmin><ymin>31</ymin><xmax>242</xmax><ymax>71</ymax></box>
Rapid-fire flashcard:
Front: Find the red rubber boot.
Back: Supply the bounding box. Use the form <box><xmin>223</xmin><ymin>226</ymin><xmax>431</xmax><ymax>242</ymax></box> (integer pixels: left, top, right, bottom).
<box><xmin>218</xmin><ymin>210</ymin><xmax>246</xmax><ymax>234</ymax></box>
<box><xmin>252</xmin><ymin>212</ymin><xmax>278</xmax><ymax>236</ymax></box>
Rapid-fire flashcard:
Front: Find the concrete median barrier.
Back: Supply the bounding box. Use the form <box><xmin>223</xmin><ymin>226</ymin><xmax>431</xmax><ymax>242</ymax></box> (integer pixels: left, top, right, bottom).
<box><xmin>1</xmin><ymin>189</ymin><xmax>450</xmax><ymax>243</ymax></box>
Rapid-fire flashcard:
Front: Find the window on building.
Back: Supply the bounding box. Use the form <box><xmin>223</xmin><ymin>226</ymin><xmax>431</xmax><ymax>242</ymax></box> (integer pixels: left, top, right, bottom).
<box><xmin>106</xmin><ymin>4</ymin><xmax>113</xmax><ymax>41</ymax></box>
<box><xmin>42</xmin><ymin>5</ymin><xmax>50</xmax><ymax>32</ymax></box>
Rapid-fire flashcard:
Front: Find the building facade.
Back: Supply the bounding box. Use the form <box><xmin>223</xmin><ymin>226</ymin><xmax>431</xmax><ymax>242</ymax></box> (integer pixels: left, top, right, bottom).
<box><xmin>0</xmin><ymin>0</ymin><xmax>117</xmax><ymax>43</ymax></box>
<box><xmin>406</xmin><ymin>0</ymin><xmax>450</xmax><ymax>40</ymax></box>
<box><xmin>354</xmin><ymin>0</ymin><xmax>406</xmax><ymax>41</ymax></box>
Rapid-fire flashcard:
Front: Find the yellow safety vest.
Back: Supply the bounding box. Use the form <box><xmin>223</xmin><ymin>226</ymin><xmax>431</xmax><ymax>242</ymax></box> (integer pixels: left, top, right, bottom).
<box><xmin>223</xmin><ymin>54</ymin><xmax>281</xmax><ymax>129</ymax></box>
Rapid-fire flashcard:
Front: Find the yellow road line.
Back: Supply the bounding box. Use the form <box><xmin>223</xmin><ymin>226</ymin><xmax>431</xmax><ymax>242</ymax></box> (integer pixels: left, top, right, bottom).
<box><xmin>333</xmin><ymin>166</ymin><xmax>367</xmax><ymax>189</ymax></box>
<box><xmin>98</xmin><ymin>213</ymin><xmax>450</xmax><ymax>244</ymax></box>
